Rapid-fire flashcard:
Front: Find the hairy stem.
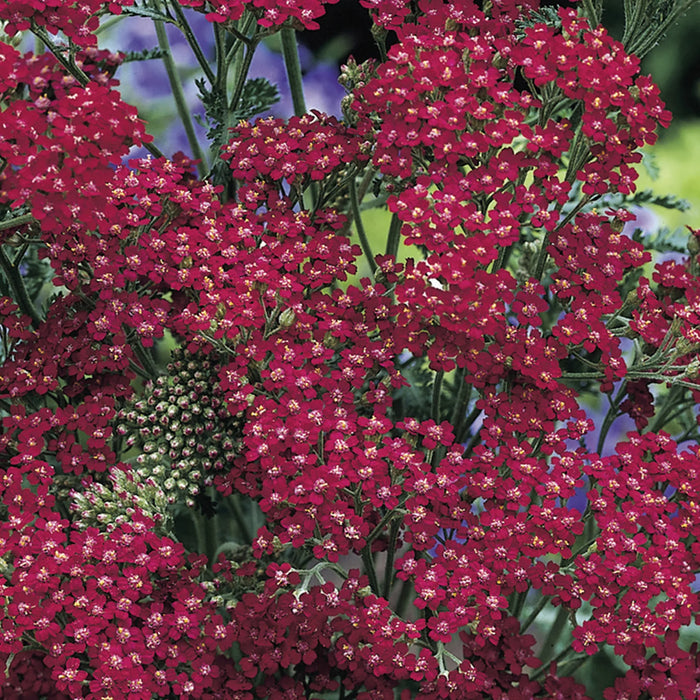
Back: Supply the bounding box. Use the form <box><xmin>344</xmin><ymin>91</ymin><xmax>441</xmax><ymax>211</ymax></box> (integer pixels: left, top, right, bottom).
<box><xmin>169</xmin><ymin>0</ymin><xmax>217</xmax><ymax>85</ymax></box>
<box><xmin>154</xmin><ymin>10</ymin><xmax>208</xmax><ymax>175</ymax></box>
<box><xmin>280</xmin><ymin>27</ymin><xmax>307</xmax><ymax>117</ymax></box>
<box><xmin>0</xmin><ymin>214</ymin><xmax>34</xmax><ymax>232</ymax></box>
<box><xmin>349</xmin><ymin>176</ymin><xmax>377</xmax><ymax>276</ymax></box>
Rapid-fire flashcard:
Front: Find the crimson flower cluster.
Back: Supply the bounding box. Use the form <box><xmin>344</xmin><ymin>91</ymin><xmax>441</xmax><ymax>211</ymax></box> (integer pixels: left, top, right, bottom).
<box><xmin>1</xmin><ymin>0</ymin><xmax>700</xmax><ymax>698</ymax></box>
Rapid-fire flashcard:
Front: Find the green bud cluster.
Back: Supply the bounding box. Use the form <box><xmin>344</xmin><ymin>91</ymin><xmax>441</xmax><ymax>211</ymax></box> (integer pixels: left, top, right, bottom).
<box><xmin>115</xmin><ymin>348</ymin><xmax>245</xmax><ymax>509</ymax></box>
<box><xmin>70</xmin><ymin>464</ymin><xmax>172</xmax><ymax>533</ymax></box>
<box><xmin>71</xmin><ymin>349</ymin><xmax>245</xmax><ymax>531</ymax></box>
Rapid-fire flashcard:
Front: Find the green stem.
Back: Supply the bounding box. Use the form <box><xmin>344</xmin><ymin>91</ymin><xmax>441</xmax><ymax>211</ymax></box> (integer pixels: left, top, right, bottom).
<box><xmin>382</xmin><ymin>519</ymin><xmax>401</xmax><ymax>599</ymax></box>
<box><xmin>510</xmin><ymin>589</ymin><xmax>528</xmax><ymax>620</ymax></box>
<box><xmin>580</xmin><ymin>0</ymin><xmax>603</xmax><ymax>25</ymax></box>
<box><xmin>675</xmin><ymin>423</ymin><xmax>700</xmax><ymax>445</ymax></box>
<box><xmin>191</xmin><ymin>511</ymin><xmax>207</xmax><ymax>556</ymax></box>
<box><xmin>456</xmin><ymin>404</ymin><xmax>482</xmax><ymax>447</ymax></box>
<box><xmin>228</xmin><ymin>42</ymin><xmax>257</xmax><ymax>114</ymax></box>
<box><xmin>0</xmin><ymin>214</ymin><xmax>34</xmax><ymax>232</ymax></box>
<box><xmin>648</xmin><ymin>383</ymin><xmax>685</xmax><ymax>434</ymax></box>
<box><xmin>596</xmin><ymin>379</ymin><xmax>627</xmax><ymax>455</ymax></box>
<box><xmin>385</xmin><ymin>213</ymin><xmax>402</xmax><ymax>259</ymax></box>
<box><xmin>520</xmin><ymin>594</ymin><xmax>550</xmax><ymax>632</ymax></box>
<box><xmin>395</xmin><ymin>577</ymin><xmax>414</xmax><ymax>618</ymax></box>
<box><xmin>531</xmin><ymin>645</ymin><xmax>579</xmax><ymax>680</ymax></box>
<box><xmin>225</xmin><ymin>494</ymin><xmax>254</xmax><ymax>543</ymax></box>
<box><xmin>625</xmin><ymin>2</ymin><xmax>700</xmax><ymax>59</ymax></box>
<box><xmin>349</xmin><ymin>176</ymin><xmax>377</xmax><ymax>276</ymax></box>
<box><xmin>538</xmin><ymin>606</ymin><xmax>570</xmax><ymax>666</ymax></box>
<box><xmin>462</xmin><ymin>424</ymin><xmax>483</xmax><ymax>458</ymax></box>
<box><xmin>214</xmin><ymin>24</ymin><xmax>227</xmax><ymax>91</ymax></box>
<box><xmin>13</xmin><ymin>243</ymin><xmax>31</xmax><ymax>268</ymax></box>
<box><xmin>431</xmin><ymin>370</ymin><xmax>444</xmax><ymax>424</ymax></box>
<box><xmin>0</xmin><ymin>248</ymin><xmax>42</xmax><ymax>328</ymax></box>
<box><xmin>449</xmin><ymin>367</ymin><xmax>470</xmax><ymax>429</ymax></box>
<box><xmin>622</xmin><ymin>0</ymin><xmax>645</xmax><ymax>46</ymax></box>
<box><xmin>95</xmin><ymin>14</ymin><xmax>125</xmax><ymax>36</ymax></box>
<box><xmin>534</xmin><ymin>196</ymin><xmax>590</xmax><ymax>283</ymax></box>
<box><xmin>32</xmin><ymin>27</ymin><xmax>165</xmax><ymax>161</ymax></box>
<box><xmin>366</xmin><ymin>504</ymin><xmax>404</xmax><ymax>545</ymax></box>
<box><xmin>361</xmin><ymin>546</ymin><xmax>380</xmax><ymax>595</ymax></box>
<box><xmin>128</xmin><ymin>334</ymin><xmax>160</xmax><ymax>379</ymax></box>
<box><xmin>370</xmin><ymin>22</ymin><xmax>388</xmax><ymax>63</ymax></box>
<box><xmin>169</xmin><ymin>0</ymin><xmax>217</xmax><ymax>85</ymax></box>
<box><xmin>154</xmin><ymin>10</ymin><xmax>208</xmax><ymax>175</ymax></box>
<box><xmin>280</xmin><ymin>27</ymin><xmax>307</xmax><ymax>117</ymax></box>
<box><xmin>32</xmin><ymin>27</ymin><xmax>89</xmax><ymax>85</ymax></box>
<box><xmin>558</xmin><ymin>652</ymin><xmax>592</xmax><ymax>678</ymax></box>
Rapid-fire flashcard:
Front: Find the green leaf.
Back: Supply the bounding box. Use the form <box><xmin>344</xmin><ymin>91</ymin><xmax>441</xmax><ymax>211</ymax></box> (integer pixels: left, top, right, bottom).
<box><xmin>121</xmin><ymin>4</ymin><xmax>175</xmax><ymax>23</ymax></box>
<box><xmin>233</xmin><ymin>77</ymin><xmax>280</xmax><ymax>123</ymax></box>
<box><xmin>121</xmin><ymin>47</ymin><xmax>168</xmax><ymax>64</ymax></box>
<box><xmin>196</xmin><ymin>78</ymin><xmax>228</xmax><ymax>146</ymax></box>
<box><xmin>631</xmin><ymin>189</ymin><xmax>690</xmax><ymax>212</ymax></box>
<box><xmin>639</xmin><ymin>225</ymin><xmax>689</xmax><ymax>253</ymax></box>
<box><xmin>197</xmin><ymin>76</ymin><xmax>279</xmax><ymax>156</ymax></box>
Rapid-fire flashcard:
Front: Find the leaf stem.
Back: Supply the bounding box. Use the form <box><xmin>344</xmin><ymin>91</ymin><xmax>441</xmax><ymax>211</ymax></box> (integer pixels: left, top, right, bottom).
<box><xmin>539</xmin><ymin>606</ymin><xmax>570</xmax><ymax>666</ymax></box>
<box><xmin>214</xmin><ymin>24</ymin><xmax>227</xmax><ymax>91</ymax></box>
<box><xmin>532</xmin><ymin>645</ymin><xmax>582</xmax><ymax>681</ymax></box>
<box><xmin>596</xmin><ymin>379</ymin><xmax>627</xmax><ymax>455</ymax></box>
<box><xmin>580</xmin><ymin>0</ymin><xmax>603</xmax><ymax>25</ymax></box>
<box><xmin>228</xmin><ymin>42</ymin><xmax>257</xmax><ymax>115</ymax></box>
<box><xmin>534</xmin><ymin>195</ymin><xmax>590</xmax><ymax>283</ymax></box>
<box><xmin>382</xmin><ymin>519</ymin><xmax>401</xmax><ymax>599</ymax></box>
<box><xmin>95</xmin><ymin>14</ymin><xmax>125</xmax><ymax>36</ymax></box>
<box><xmin>225</xmin><ymin>494</ymin><xmax>254</xmax><ymax>543</ymax></box>
<box><xmin>31</xmin><ymin>27</ymin><xmax>89</xmax><ymax>85</ymax></box>
<box><xmin>361</xmin><ymin>546</ymin><xmax>380</xmax><ymax>595</ymax></box>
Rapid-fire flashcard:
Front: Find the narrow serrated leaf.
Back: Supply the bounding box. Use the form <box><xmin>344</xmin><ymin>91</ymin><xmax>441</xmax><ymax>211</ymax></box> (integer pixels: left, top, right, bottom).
<box><xmin>631</xmin><ymin>189</ymin><xmax>690</xmax><ymax>212</ymax></box>
<box><xmin>232</xmin><ymin>77</ymin><xmax>280</xmax><ymax>123</ymax></box>
<box><xmin>122</xmin><ymin>48</ymin><xmax>168</xmax><ymax>64</ymax></box>
<box><xmin>122</xmin><ymin>5</ymin><xmax>175</xmax><ymax>23</ymax></box>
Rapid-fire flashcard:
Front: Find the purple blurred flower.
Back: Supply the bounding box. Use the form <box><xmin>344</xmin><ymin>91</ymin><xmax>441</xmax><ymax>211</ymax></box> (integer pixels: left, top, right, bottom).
<box><xmin>622</xmin><ymin>205</ymin><xmax>659</xmax><ymax>238</ymax></box>
<box><xmin>99</xmin><ymin>12</ymin><xmax>345</xmax><ymax>160</ymax></box>
<box><xmin>248</xmin><ymin>42</ymin><xmax>345</xmax><ymax>119</ymax></box>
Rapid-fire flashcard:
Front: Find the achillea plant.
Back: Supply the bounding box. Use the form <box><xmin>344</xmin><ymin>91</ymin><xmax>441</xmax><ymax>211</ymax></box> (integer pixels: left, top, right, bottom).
<box><xmin>1</xmin><ymin>0</ymin><xmax>700</xmax><ymax>698</ymax></box>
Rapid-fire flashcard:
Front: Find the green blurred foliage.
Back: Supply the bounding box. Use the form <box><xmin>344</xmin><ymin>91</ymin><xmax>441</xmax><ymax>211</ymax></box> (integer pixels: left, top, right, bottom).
<box><xmin>637</xmin><ymin>121</ymin><xmax>700</xmax><ymax>231</ymax></box>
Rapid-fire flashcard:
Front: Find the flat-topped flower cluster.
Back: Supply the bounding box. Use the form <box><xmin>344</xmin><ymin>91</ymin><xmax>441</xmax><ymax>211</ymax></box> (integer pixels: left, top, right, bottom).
<box><xmin>1</xmin><ymin>0</ymin><xmax>700</xmax><ymax>698</ymax></box>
